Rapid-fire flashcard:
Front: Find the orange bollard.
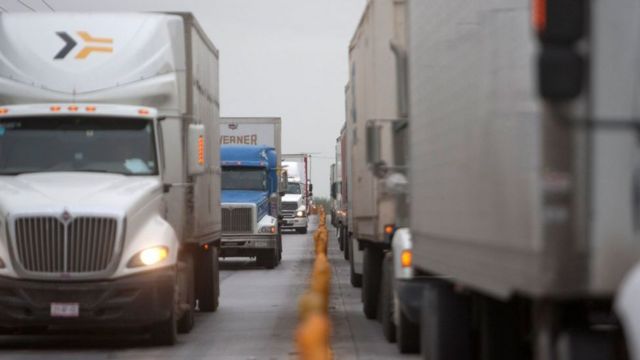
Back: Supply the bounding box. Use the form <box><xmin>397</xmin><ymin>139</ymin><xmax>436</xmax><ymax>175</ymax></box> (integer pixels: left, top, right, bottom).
<box><xmin>298</xmin><ymin>291</ymin><xmax>325</xmax><ymax>321</ymax></box>
<box><xmin>296</xmin><ymin>313</ymin><xmax>332</xmax><ymax>360</ymax></box>
<box><xmin>311</xmin><ymin>254</ymin><xmax>331</xmax><ymax>311</ymax></box>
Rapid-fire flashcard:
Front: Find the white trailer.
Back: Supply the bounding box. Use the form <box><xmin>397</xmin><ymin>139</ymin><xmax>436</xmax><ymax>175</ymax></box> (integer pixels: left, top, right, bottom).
<box><xmin>345</xmin><ymin>0</ymin><xmax>406</xmax><ymax>320</ymax></box>
<box><xmin>0</xmin><ymin>12</ymin><xmax>221</xmax><ymax>345</ymax></box>
<box><xmin>378</xmin><ymin>0</ymin><xmax>640</xmax><ymax>358</ymax></box>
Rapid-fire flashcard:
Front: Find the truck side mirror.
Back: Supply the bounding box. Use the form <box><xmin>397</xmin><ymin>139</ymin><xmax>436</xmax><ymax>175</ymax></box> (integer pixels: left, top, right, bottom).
<box><xmin>280</xmin><ymin>191</ymin><xmax>286</xmax><ymax>197</ymax></box>
<box><xmin>188</xmin><ymin>124</ymin><xmax>206</xmax><ymax>175</ymax></box>
<box><xmin>309</xmin><ymin>184</ymin><xmax>313</xmax><ymax>192</ymax></box>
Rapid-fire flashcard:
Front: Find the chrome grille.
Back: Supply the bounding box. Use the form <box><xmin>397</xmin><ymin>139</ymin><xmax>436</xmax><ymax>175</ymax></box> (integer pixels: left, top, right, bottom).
<box><xmin>68</xmin><ymin>217</ymin><xmax>118</xmax><ymax>272</ymax></box>
<box><xmin>282</xmin><ymin>202</ymin><xmax>298</xmax><ymax>211</ymax></box>
<box><xmin>15</xmin><ymin>217</ymin><xmax>64</xmax><ymax>273</ymax></box>
<box><xmin>222</xmin><ymin>207</ymin><xmax>253</xmax><ymax>233</ymax></box>
<box><xmin>14</xmin><ymin>216</ymin><xmax>118</xmax><ymax>274</ymax></box>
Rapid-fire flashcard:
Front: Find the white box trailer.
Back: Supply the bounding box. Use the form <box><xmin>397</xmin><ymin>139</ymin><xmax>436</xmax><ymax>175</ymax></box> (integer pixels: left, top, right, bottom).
<box><xmin>0</xmin><ymin>12</ymin><xmax>221</xmax><ymax>345</ymax></box>
<box><xmin>345</xmin><ymin>0</ymin><xmax>406</xmax><ymax>318</ymax></box>
<box><xmin>401</xmin><ymin>0</ymin><xmax>640</xmax><ymax>358</ymax></box>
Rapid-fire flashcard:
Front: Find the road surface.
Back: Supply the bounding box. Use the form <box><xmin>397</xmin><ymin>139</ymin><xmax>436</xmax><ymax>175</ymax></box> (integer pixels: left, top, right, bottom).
<box><xmin>0</xmin><ymin>216</ymin><xmax>418</xmax><ymax>359</ymax></box>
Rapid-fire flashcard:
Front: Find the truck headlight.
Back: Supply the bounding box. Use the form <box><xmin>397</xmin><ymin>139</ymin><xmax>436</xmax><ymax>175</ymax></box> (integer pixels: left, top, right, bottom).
<box><xmin>127</xmin><ymin>246</ymin><xmax>169</xmax><ymax>268</ymax></box>
<box><xmin>296</xmin><ymin>210</ymin><xmax>305</xmax><ymax>217</ymax></box>
<box><xmin>259</xmin><ymin>225</ymin><xmax>277</xmax><ymax>234</ymax></box>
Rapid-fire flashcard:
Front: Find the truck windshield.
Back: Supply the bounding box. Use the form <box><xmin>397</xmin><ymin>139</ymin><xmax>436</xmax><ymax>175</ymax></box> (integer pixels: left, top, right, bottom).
<box><xmin>222</xmin><ymin>167</ymin><xmax>268</xmax><ymax>191</ymax></box>
<box><xmin>286</xmin><ymin>183</ymin><xmax>302</xmax><ymax>194</ymax></box>
<box><xmin>0</xmin><ymin>116</ymin><xmax>158</xmax><ymax>175</ymax></box>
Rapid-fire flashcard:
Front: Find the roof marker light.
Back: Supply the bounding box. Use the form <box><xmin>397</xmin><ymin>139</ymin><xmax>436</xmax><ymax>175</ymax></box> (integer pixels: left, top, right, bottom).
<box><xmin>68</xmin><ymin>105</ymin><xmax>79</xmax><ymax>112</ymax></box>
<box><xmin>0</xmin><ymin>108</ymin><xmax>8</xmax><ymax>115</ymax></box>
<box><xmin>86</xmin><ymin>105</ymin><xmax>96</xmax><ymax>112</ymax></box>
<box><xmin>50</xmin><ymin>105</ymin><xmax>61</xmax><ymax>112</ymax></box>
<box><xmin>138</xmin><ymin>108</ymin><xmax>149</xmax><ymax>116</ymax></box>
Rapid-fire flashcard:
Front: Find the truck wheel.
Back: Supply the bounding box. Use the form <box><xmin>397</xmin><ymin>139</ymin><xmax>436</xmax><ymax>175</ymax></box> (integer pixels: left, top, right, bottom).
<box><xmin>338</xmin><ymin>227</ymin><xmax>344</xmax><ymax>251</ymax></box>
<box><xmin>349</xmin><ymin>240</ymin><xmax>362</xmax><ymax>287</ymax></box>
<box><xmin>177</xmin><ymin>254</ymin><xmax>195</xmax><ymax>334</ymax></box>
<box><xmin>556</xmin><ymin>330</ymin><xmax>617</xmax><ymax>360</ymax></box>
<box><xmin>380</xmin><ymin>253</ymin><xmax>396</xmax><ymax>343</ymax></box>
<box><xmin>195</xmin><ymin>245</ymin><xmax>220</xmax><ymax>312</ymax></box>
<box><xmin>297</xmin><ymin>227</ymin><xmax>307</xmax><ymax>234</ymax></box>
<box><xmin>150</xmin><ymin>288</ymin><xmax>178</xmax><ymax>346</ymax></box>
<box><xmin>420</xmin><ymin>281</ymin><xmax>472</xmax><ymax>360</ymax></box>
<box><xmin>397</xmin><ymin>306</ymin><xmax>419</xmax><ymax>353</ymax></box>
<box><xmin>258</xmin><ymin>249</ymin><xmax>278</xmax><ymax>269</ymax></box>
<box><xmin>277</xmin><ymin>234</ymin><xmax>283</xmax><ymax>263</ymax></box>
<box><xmin>343</xmin><ymin>227</ymin><xmax>350</xmax><ymax>261</ymax></box>
<box><xmin>362</xmin><ymin>246</ymin><xmax>383</xmax><ymax>319</ymax></box>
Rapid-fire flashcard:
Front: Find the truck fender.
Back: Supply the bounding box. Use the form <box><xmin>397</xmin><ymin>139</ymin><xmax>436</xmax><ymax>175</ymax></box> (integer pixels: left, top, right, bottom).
<box><xmin>615</xmin><ymin>262</ymin><xmax>640</xmax><ymax>360</ymax></box>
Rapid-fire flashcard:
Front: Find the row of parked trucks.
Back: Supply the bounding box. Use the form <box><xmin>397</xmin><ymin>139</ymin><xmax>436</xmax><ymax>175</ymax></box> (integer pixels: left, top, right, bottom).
<box><xmin>0</xmin><ymin>12</ymin><xmax>312</xmax><ymax>345</ymax></box>
<box><xmin>331</xmin><ymin>0</ymin><xmax>640</xmax><ymax>359</ymax></box>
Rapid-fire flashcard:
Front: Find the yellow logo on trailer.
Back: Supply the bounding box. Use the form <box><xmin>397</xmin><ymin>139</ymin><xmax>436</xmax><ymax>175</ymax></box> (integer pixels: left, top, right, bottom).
<box><xmin>54</xmin><ymin>31</ymin><xmax>113</xmax><ymax>60</ymax></box>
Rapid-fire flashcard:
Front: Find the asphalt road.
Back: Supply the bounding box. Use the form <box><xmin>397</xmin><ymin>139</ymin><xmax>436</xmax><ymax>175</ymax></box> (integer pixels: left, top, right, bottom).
<box><xmin>0</xmin><ymin>217</ymin><xmax>418</xmax><ymax>360</ymax></box>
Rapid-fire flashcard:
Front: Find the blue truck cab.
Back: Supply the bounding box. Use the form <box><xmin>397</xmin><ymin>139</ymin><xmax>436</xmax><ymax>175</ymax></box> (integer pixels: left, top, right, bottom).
<box><xmin>220</xmin><ymin>145</ymin><xmax>282</xmax><ymax>268</ymax></box>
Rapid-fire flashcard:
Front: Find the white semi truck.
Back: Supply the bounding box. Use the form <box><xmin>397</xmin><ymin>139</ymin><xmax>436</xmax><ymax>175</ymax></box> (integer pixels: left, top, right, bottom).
<box><xmin>364</xmin><ymin>0</ymin><xmax>640</xmax><ymax>358</ymax></box>
<box><xmin>0</xmin><ymin>12</ymin><xmax>222</xmax><ymax>345</ymax></box>
<box><xmin>281</xmin><ymin>154</ymin><xmax>311</xmax><ymax>234</ymax></box>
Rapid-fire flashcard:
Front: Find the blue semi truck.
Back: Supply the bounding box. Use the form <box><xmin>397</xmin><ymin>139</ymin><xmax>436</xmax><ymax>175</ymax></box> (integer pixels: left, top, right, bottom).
<box><xmin>220</xmin><ymin>145</ymin><xmax>282</xmax><ymax>268</ymax></box>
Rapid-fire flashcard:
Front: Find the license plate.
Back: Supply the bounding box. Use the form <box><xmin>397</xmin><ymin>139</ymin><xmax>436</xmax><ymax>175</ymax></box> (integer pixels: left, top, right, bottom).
<box><xmin>50</xmin><ymin>303</ymin><xmax>79</xmax><ymax>318</ymax></box>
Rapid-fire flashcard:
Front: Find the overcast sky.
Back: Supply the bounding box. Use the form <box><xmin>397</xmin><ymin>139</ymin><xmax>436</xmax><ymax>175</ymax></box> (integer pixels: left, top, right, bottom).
<box><xmin>0</xmin><ymin>0</ymin><xmax>366</xmax><ymax>198</ymax></box>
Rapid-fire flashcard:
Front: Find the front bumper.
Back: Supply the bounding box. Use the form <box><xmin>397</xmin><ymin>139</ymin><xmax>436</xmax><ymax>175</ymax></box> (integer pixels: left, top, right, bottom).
<box><xmin>220</xmin><ymin>234</ymin><xmax>277</xmax><ymax>257</ymax></box>
<box><xmin>281</xmin><ymin>217</ymin><xmax>308</xmax><ymax>229</ymax></box>
<box><xmin>396</xmin><ymin>277</ymin><xmax>432</xmax><ymax>325</ymax></box>
<box><xmin>0</xmin><ymin>267</ymin><xmax>176</xmax><ymax>329</ymax></box>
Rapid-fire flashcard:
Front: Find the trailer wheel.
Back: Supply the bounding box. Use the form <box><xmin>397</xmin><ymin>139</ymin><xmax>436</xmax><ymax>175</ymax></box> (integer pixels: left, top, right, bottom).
<box><xmin>420</xmin><ymin>281</ymin><xmax>472</xmax><ymax>360</ymax></box>
<box><xmin>363</xmin><ymin>246</ymin><xmax>383</xmax><ymax>319</ymax></box>
<box><xmin>338</xmin><ymin>227</ymin><xmax>345</xmax><ymax>251</ymax></box>
<box><xmin>195</xmin><ymin>244</ymin><xmax>220</xmax><ymax>312</ymax></box>
<box><xmin>177</xmin><ymin>254</ymin><xmax>195</xmax><ymax>334</ymax></box>
<box><xmin>556</xmin><ymin>330</ymin><xmax>617</xmax><ymax>360</ymax></box>
<box><xmin>349</xmin><ymin>239</ymin><xmax>362</xmax><ymax>287</ymax></box>
<box><xmin>397</xmin><ymin>306</ymin><xmax>419</xmax><ymax>353</ymax></box>
<box><xmin>343</xmin><ymin>227</ymin><xmax>350</xmax><ymax>261</ymax></box>
<box><xmin>380</xmin><ymin>253</ymin><xmax>396</xmax><ymax>343</ymax></box>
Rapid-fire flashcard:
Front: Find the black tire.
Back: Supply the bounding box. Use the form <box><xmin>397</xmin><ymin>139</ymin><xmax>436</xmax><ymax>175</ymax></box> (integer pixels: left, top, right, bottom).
<box><xmin>343</xmin><ymin>227</ymin><xmax>349</xmax><ymax>261</ymax></box>
<box><xmin>177</xmin><ymin>254</ymin><xmax>195</xmax><ymax>334</ymax></box>
<box><xmin>277</xmin><ymin>234</ymin><xmax>283</xmax><ymax>264</ymax></box>
<box><xmin>380</xmin><ymin>253</ymin><xmax>396</xmax><ymax>343</ymax></box>
<box><xmin>349</xmin><ymin>238</ymin><xmax>362</xmax><ymax>288</ymax></box>
<box><xmin>297</xmin><ymin>227</ymin><xmax>308</xmax><ymax>234</ymax></box>
<box><xmin>195</xmin><ymin>245</ymin><xmax>220</xmax><ymax>312</ymax></box>
<box><xmin>556</xmin><ymin>330</ymin><xmax>618</xmax><ymax>360</ymax></box>
<box><xmin>420</xmin><ymin>281</ymin><xmax>472</xmax><ymax>360</ymax></box>
<box><xmin>258</xmin><ymin>248</ymin><xmax>278</xmax><ymax>269</ymax></box>
<box><xmin>362</xmin><ymin>246</ymin><xmax>383</xmax><ymax>319</ymax></box>
<box><xmin>397</xmin><ymin>306</ymin><xmax>420</xmax><ymax>353</ymax></box>
<box><xmin>150</xmin><ymin>289</ymin><xmax>178</xmax><ymax>346</ymax></box>
<box><xmin>338</xmin><ymin>227</ymin><xmax>344</xmax><ymax>251</ymax></box>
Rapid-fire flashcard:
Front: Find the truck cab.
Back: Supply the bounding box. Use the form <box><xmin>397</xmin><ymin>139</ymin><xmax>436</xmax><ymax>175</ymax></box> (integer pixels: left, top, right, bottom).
<box><xmin>220</xmin><ymin>145</ymin><xmax>282</xmax><ymax>268</ymax></box>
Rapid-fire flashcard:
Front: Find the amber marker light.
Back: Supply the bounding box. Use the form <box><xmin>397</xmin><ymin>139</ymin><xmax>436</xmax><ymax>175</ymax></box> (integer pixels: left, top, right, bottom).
<box><xmin>50</xmin><ymin>105</ymin><xmax>61</xmax><ymax>112</ymax></box>
<box><xmin>68</xmin><ymin>105</ymin><xmax>79</xmax><ymax>112</ymax></box>
<box><xmin>86</xmin><ymin>105</ymin><xmax>97</xmax><ymax>112</ymax></box>
<box><xmin>384</xmin><ymin>225</ymin><xmax>395</xmax><ymax>235</ymax></box>
<box><xmin>401</xmin><ymin>250</ymin><xmax>412</xmax><ymax>268</ymax></box>
<box><xmin>138</xmin><ymin>108</ymin><xmax>149</xmax><ymax>116</ymax></box>
<box><xmin>0</xmin><ymin>108</ymin><xmax>8</xmax><ymax>115</ymax></box>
